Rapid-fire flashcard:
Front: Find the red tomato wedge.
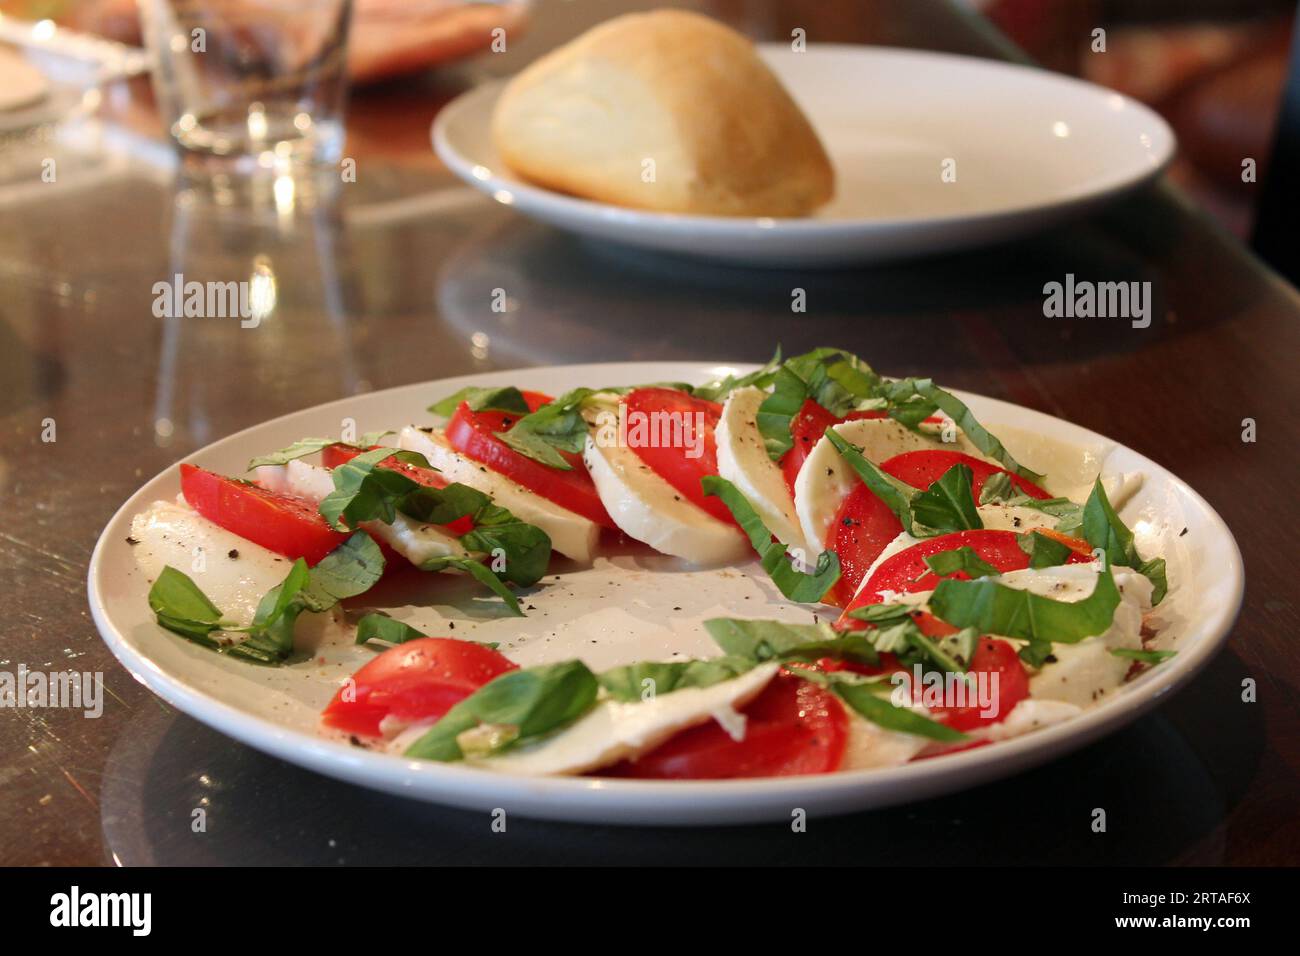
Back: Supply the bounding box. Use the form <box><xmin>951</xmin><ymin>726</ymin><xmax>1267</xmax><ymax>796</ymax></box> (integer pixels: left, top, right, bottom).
<box><xmin>180</xmin><ymin>463</ymin><xmax>348</xmax><ymax>566</ymax></box>
<box><xmin>605</xmin><ymin>672</ymin><xmax>848</xmax><ymax>779</ymax></box>
<box><xmin>444</xmin><ymin>391</ymin><xmax>618</xmax><ymax>529</ymax></box>
<box><xmin>840</xmin><ymin>528</ymin><xmax>1091</xmax><ymax>618</ymax></box>
<box><xmin>622</xmin><ymin>387</ymin><xmax>736</xmax><ymax>526</ymax></box>
<box><xmin>321</xmin><ymin>637</ymin><xmax>517</xmax><ymax>738</ymax></box>
<box><xmin>779</xmin><ymin>400</ymin><xmax>888</xmax><ymax>497</ymax></box>
<box><xmin>320</xmin><ymin>443</ymin><xmax>473</xmax><ymax>536</ymax></box>
<box><xmin>880</xmin><ymin>449</ymin><xmax>1051</xmax><ymax>501</ymax></box>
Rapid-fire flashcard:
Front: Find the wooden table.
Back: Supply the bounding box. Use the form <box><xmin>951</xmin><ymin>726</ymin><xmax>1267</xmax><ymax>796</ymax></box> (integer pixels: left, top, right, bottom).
<box><xmin>1</xmin><ymin>0</ymin><xmax>1296</xmax><ymax>865</ymax></box>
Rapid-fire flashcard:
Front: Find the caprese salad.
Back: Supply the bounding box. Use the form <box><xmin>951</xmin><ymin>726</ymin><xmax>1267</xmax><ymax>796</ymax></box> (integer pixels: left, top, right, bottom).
<box><xmin>132</xmin><ymin>347</ymin><xmax>1175</xmax><ymax>780</ymax></box>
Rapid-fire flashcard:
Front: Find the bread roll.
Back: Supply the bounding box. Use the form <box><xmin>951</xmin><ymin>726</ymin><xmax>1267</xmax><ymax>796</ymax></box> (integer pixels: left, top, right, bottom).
<box><xmin>491</xmin><ymin>10</ymin><xmax>834</xmax><ymax>217</ymax></box>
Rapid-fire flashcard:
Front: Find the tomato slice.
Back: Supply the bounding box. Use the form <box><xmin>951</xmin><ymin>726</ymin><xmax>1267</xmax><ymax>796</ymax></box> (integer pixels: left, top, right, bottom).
<box><xmin>621</xmin><ymin>387</ymin><xmax>735</xmax><ymax>526</ymax></box>
<box><xmin>779</xmin><ymin>400</ymin><xmax>888</xmax><ymax>498</ymax></box>
<box><xmin>321</xmin><ymin>443</ymin><xmax>473</xmax><ymax>536</ymax></box>
<box><xmin>321</xmin><ymin>637</ymin><xmax>517</xmax><ymax>738</ymax></box>
<box><xmin>840</xmin><ymin>528</ymin><xmax>1091</xmax><ymax>618</ymax></box>
<box><xmin>605</xmin><ymin>673</ymin><xmax>848</xmax><ymax>779</ymax></box>
<box><xmin>827</xmin><ymin>485</ymin><xmax>903</xmax><ymax>607</ymax></box>
<box><xmin>444</xmin><ymin>392</ymin><xmax>617</xmax><ymax>529</ymax></box>
<box><xmin>880</xmin><ymin>450</ymin><xmax>1051</xmax><ymax>501</ymax></box>
<box><xmin>180</xmin><ymin>463</ymin><xmax>348</xmax><ymax>566</ymax></box>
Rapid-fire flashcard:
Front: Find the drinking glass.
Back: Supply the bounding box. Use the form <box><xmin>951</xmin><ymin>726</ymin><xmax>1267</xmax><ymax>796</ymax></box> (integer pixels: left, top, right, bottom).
<box><xmin>139</xmin><ymin>0</ymin><xmax>353</xmax><ymax>171</ymax></box>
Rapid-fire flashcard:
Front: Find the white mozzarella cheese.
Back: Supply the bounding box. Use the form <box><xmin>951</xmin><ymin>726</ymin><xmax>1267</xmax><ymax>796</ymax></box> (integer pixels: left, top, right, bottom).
<box><xmin>467</xmin><ymin>663</ymin><xmax>781</xmax><ymax>776</ymax></box>
<box><xmin>839</xmin><ymin>710</ymin><xmax>932</xmax><ymax>770</ymax></box>
<box><xmin>255</xmin><ymin>459</ymin><xmax>469</xmax><ymax>568</ymax></box>
<box><xmin>579</xmin><ymin>413</ymin><xmax>749</xmax><ymax>566</ymax></box>
<box><xmin>793</xmin><ymin>417</ymin><xmax>982</xmax><ymax>553</ymax></box>
<box><xmin>968</xmin><ymin>698</ymin><xmax>1083</xmax><ymax>743</ymax></box>
<box><xmin>1015</xmin><ymin>565</ymin><xmax>1152</xmax><ymax>708</ymax></box>
<box><xmin>715</xmin><ymin>386</ymin><xmax>808</xmax><ymax>553</ymax></box>
<box><xmin>398</xmin><ymin>426</ymin><xmax>599</xmax><ymax>563</ymax></box>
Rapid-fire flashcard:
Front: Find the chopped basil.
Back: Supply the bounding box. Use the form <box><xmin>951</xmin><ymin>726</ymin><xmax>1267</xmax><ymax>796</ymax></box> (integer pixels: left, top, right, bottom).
<box><xmin>928</xmin><ymin>562</ymin><xmax>1122</xmax><ymax>666</ymax></box>
<box><xmin>493</xmin><ymin>387</ymin><xmax>597</xmax><ymax>471</ymax></box>
<box><xmin>911</xmin><ymin>464</ymin><xmax>983</xmax><ymax>533</ymax></box>
<box><xmin>1109</xmin><ymin>647</ymin><xmax>1176</xmax><ymax>663</ymax></box>
<box><xmin>825</xmin><ymin>431</ymin><xmax>983</xmax><ymax>537</ymax></box>
<box><xmin>355</xmin><ymin>613</ymin><xmax>425</xmax><ymax>646</ymax></box>
<box><xmin>420</xmin><ymin>554</ymin><xmax>526</xmax><ymax>616</ymax></box>
<box><xmin>755</xmin><ymin>348</ymin><xmax>881</xmax><ymax>460</ymax></box>
<box><xmin>879</xmin><ymin>379</ymin><xmax>1044</xmax><ymax>482</ymax></box>
<box><xmin>704</xmin><ymin>617</ymin><xmax>879</xmax><ymax>667</ymax></box>
<box><xmin>427</xmin><ymin>386</ymin><xmax>531</xmax><ymax>418</ymax></box>
<box><xmin>1018</xmin><ymin>530</ymin><xmax>1073</xmax><ymax>569</ymax></box>
<box><xmin>246</xmin><ymin>431</ymin><xmax>392</xmax><ymax>469</ymax></box>
<box><xmin>1081</xmin><ymin>479</ymin><xmax>1168</xmax><ymax>604</ymax></box>
<box><xmin>597</xmin><ymin>657</ymin><xmax>757</xmax><ymax>702</ymax></box>
<box><xmin>701</xmin><ymin>476</ymin><xmax>841</xmax><ymax>603</ymax></box>
<box><xmin>317</xmin><ymin>447</ymin><xmax>552</xmax><ymax>603</ymax></box>
<box><xmin>147</xmin><ymin>566</ymin><xmax>230</xmax><ymax>647</ymax></box>
<box><xmin>404</xmin><ymin>660</ymin><xmax>599</xmax><ymax>762</ymax></box>
<box><xmin>846</xmin><ymin>603</ymin><xmax>980</xmax><ymax>673</ymax></box>
<box><xmin>690</xmin><ymin>347</ymin><xmax>783</xmax><ymax>402</ymax></box>
<box><xmin>978</xmin><ymin>472</ymin><xmax>1016</xmax><ymax>504</ymax></box>
<box><xmin>785</xmin><ymin>664</ymin><xmax>966</xmax><ymax>742</ymax></box>
<box><xmin>149</xmin><ymin>533</ymin><xmax>385</xmax><ymax>665</ymax></box>
<box><xmin>924</xmin><ymin>546</ymin><xmax>1000</xmax><ymax>579</ymax></box>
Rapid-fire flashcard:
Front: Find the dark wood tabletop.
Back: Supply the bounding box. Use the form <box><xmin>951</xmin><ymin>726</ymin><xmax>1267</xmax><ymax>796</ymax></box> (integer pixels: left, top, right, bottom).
<box><xmin>1</xmin><ymin>0</ymin><xmax>1297</xmax><ymax>866</ymax></box>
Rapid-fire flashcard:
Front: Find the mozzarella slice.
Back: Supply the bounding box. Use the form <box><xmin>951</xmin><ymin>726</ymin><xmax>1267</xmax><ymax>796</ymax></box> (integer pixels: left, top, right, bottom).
<box><xmin>968</xmin><ymin>698</ymin><xmax>1083</xmax><ymax>743</ymax></box>
<box><xmin>468</xmin><ymin>663</ymin><xmax>781</xmax><ymax>776</ymax></box>
<box><xmin>581</xmin><ymin>430</ymin><xmax>749</xmax><ymax>566</ymax></box>
<box><xmin>129</xmin><ymin>499</ymin><xmax>338</xmax><ymax>652</ymax></box>
<box><xmin>794</xmin><ymin>417</ymin><xmax>983</xmax><ymax>553</ymax></box>
<box><xmin>716</xmin><ymin>386</ymin><xmax>808</xmax><ymax>553</ymax></box>
<box><xmin>255</xmin><ymin>459</ymin><xmax>470</xmax><ymax>567</ymax></box>
<box><xmin>839</xmin><ymin>710</ymin><xmax>931</xmax><ymax>769</ymax></box>
<box><xmin>1015</xmin><ymin>565</ymin><xmax>1152</xmax><ymax>708</ymax></box>
<box><xmin>398</xmin><ymin>426</ymin><xmax>599</xmax><ymax>563</ymax></box>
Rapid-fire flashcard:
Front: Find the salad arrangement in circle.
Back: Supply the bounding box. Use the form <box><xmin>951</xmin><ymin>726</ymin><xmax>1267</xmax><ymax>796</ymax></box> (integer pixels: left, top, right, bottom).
<box><xmin>130</xmin><ymin>347</ymin><xmax>1175</xmax><ymax>780</ymax></box>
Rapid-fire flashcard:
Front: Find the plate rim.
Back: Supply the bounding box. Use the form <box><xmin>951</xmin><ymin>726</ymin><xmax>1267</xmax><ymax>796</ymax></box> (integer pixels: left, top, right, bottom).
<box><xmin>432</xmin><ymin>42</ymin><xmax>1177</xmax><ymax>235</ymax></box>
<box><xmin>89</xmin><ymin>361</ymin><xmax>1243</xmax><ymax>824</ymax></box>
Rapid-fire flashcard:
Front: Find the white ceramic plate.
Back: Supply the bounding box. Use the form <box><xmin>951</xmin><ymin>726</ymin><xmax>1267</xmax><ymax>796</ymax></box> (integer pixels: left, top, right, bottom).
<box><xmin>433</xmin><ymin>45</ymin><xmax>1175</xmax><ymax>268</ymax></box>
<box><xmin>89</xmin><ymin>362</ymin><xmax>1241</xmax><ymax>825</ymax></box>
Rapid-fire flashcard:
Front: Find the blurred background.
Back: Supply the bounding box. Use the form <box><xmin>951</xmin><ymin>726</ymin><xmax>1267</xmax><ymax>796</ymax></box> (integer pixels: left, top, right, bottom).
<box><xmin>3</xmin><ymin>0</ymin><xmax>1291</xmax><ymax>241</ymax></box>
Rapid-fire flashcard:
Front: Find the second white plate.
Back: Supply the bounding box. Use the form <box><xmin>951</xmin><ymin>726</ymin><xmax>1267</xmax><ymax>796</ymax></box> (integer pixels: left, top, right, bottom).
<box><xmin>433</xmin><ymin>44</ymin><xmax>1175</xmax><ymax>268</ymax></box>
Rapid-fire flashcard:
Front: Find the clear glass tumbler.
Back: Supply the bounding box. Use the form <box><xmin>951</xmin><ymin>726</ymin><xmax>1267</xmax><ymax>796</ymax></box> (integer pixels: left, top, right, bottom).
<box><xmin>139</xmin><ymin>0</ymin><xmax>353</xmax><ymax>171</ymax></box>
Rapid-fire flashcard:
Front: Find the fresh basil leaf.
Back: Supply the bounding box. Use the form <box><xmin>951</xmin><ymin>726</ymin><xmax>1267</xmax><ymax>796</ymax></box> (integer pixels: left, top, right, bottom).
<box><xmin>881</xmin><ymin>378</ymin><xmax>1044</xmax><ymax>482</ymax></box>
<box><xmin>492</xmin><ymin>387</ymin><xmax>598</xmax><ymax>471</ymax></box>
<box><xmin>354</xmin><ymin>613</ymin><xmax>424</xmax><ymax>646</ymax></box>
<box><xmin>420</xmin><ymin>555</ymin><xmax>525</xmax><ymax>616</ymax></box>
<box><xmin>1018</xmin><ymin>641</ymin><xmax>1056</xmax><ymax>668</ymax></box>
<box><xmin>427</xmin><ymin>385</ymin><xmax>531</xmax><ymax>418</ymax></box>
<box><xmin>701</xmin><ymin>476</ymin><xmax>840</xmax><ymax>603</ymax></box>
<box><xmin>690</xmin><ymin>347</ymin><xmax>783</xmax><ymax>403</ymax></box>
<box><xmin>786</xmin><ymin>664</ymin><xmax>966</xmax><ymax>742</ymax></box>
<box><xmin>846</xmin><ymin>603</ymin><xmax>978</xmax><ymax>673</ymax></box>
<box><xmin>924</xmin><ymin>546</ymin><xmax>1000</xmax><ymax>579</ymax></box>
<box><xmin>246</xmin><ymin>431</ymin><xmax>392</xmax><ymax>469</ymax></box>
<box><xmin>704</xmin><ymin>617</ymin><xmax>879</xmax><ymax>667</ymax></box>
<box><xmin>228</xmin><ymin>559</ymin><xmax>313</xmax><ymax>665</ymax></box>
<box><xmin>1018</xmin><ymin>531</ymin><xmax>1073</xmax><ymax>569</ymax></box>
<box><xmin>457</xmin><ymin>501</ymin><xmax>552</xmax><ymax>588</ymax></box>
<box><xmin>301</xmin><ymin>531</ymin><xmax>387</xmax><ymax>609</ymax></box>
<box><xmin>318</xmin><ymin>447</ymin><xmax>433</xmax><ymax>531</ymax></box>
<box><xmin>597</xmin><ymin>657</ymin><xmax>757</xmax><ymax>702</ymax></box>
<box><xmin>404</xmin><ymin>660</ymin><xmax>598</xmax><ymax>762</ymax></box>
<box><xmin>911</xmin><ymin>464</ymin><xmax>983</xmax><ymax>533</ymax></box>
<box><xmin>753</xmin><ymin>348</ymin><xmax>880</xmax><ymax>461</ymax></box>
<box><xmin>1109</xmin><ymin>647</ymin><xmax>1176</xmax><ymax>663</ymax></box>
<box><xmin>148</xmin><ymin>566</ymin><xmax>229</xmax><ymax>647</ymax></box>
<box><xmin>978</xmin><ymin>472</ymin><xmax>1016</xmax><ymax>505</ymax></box>
<box><xmin>929</xmin><ymin>563</ymin><xmax>1122</xmax><ymax>657</ymax></box>
<box><xmin>1081</xmin><ymin>479</ymin><xmax>1167</xmax><ymax>604</ymax></box>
